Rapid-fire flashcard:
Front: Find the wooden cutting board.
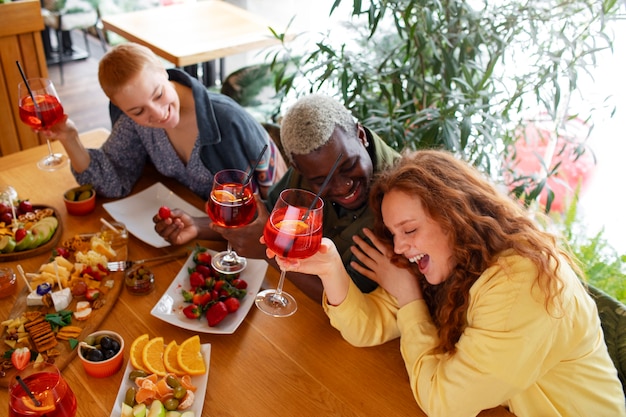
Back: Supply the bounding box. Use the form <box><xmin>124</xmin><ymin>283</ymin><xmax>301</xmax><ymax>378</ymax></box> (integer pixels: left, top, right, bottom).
<box><xmin>0</xmin><ymin>268</ymin><xmax>125</xmax><ymax>388</ymax></box>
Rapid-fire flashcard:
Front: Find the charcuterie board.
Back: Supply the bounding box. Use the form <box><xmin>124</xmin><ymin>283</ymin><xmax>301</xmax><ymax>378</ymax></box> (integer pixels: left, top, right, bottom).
<box><xmin>0</xmin><ymin>235</ymin><xmax>125</xmax><ymax>388</ymax></box>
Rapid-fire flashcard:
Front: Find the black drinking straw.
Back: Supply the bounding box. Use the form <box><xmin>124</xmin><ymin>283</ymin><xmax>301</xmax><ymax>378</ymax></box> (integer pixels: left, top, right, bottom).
<box><xmin>301</xmin><ymin>152</ymin><xmax>343</xmax><ymax>221</ymax></box>
<box><xmin>16</xmin><ymin>61</ymin><xmax>43</xmax><ymax>126</ymax></box>
<box><xmin>15</xmin><ymin>376</ymin><xmax>42</xmax><ymax>407</ymax></box>
<box><xmin>244</xmin><ymin>144</ymin><xmax>269</xmax><ymax>184</ymax></box>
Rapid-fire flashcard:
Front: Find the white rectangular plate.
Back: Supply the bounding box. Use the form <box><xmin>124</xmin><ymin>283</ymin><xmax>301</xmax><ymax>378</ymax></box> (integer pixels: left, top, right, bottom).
<box><xmin>103</xmin><ymin>182</ymin><xmax>206</xmax><ymax>248</ymax></box>
<box><xmin>151</xmin><ymin>250</ymin><xmax>268</xmax><ymax>334</ymax></box>
<box><xmin>110</xmin><ymin>343</ymin><xmax>211</xmax><ymax>417</ymax></box>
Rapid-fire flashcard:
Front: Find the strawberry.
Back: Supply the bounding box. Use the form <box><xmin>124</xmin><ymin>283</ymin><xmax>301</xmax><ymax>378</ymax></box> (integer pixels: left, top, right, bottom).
<box><xmin>85</xmin><ymin>288</ymin><xmax>101</xmax><ymax>301</ymax></box>
<box><xmin>158</xmin><ymin>206</ymin><xmax>171</xmax><ymax>219</ymax></box>
<box><xmin>232</xmin><ymin>278</ymin><xmax>248</xmax><ymax>290</ymax></box>
<box><xmin>195</xmin><ymin>264</ymin><xmax>213</xmax><ymax>278</ymax></box>
<box><xmin>183</xmin><ymin>304</ymin><xmax>202</xmax><ymax>319</ymax></box>
<box><xmin>15</xmin><ymin>228</ymin><xmax>27</xmax><ymax>243</ymax></box>
<box><xmin>54</xmin><ymin>247</ymin><xmax>70</xmax><ymax>259</ymax></box>
<box><xmin>11</xmin><ymin>347</ymin><xmax>31</xmax><ymax>371</ymax></box>
<box><xmin>189</xmin><ymin>271</ymin><xmax>205</xmax><ymax>288</ymax></box>
<box><xmin>224</xmin><ymin>297</ymin><xmax>240</xmax><ymax>313</ymax></box>
<box><xmin>192</xmin><ymin>291</ymin><xmax>212</xmax><ymax>307</ymax></box>
<box><xmin>206</xmin><ymin>301</ymin><xmax>228</xmax><ymax>327</ymax></box>
<box><xmin>196</xmin><ymin>251</ymin><xmax>212</xmax><ymax>265</ymax></box>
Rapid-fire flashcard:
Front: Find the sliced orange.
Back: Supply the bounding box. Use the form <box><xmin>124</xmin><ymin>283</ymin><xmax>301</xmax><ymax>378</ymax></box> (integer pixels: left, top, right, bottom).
<box><xmin>130</xmin><ymin>334</ymin><xmax>150</xmax><ymax>371</ymax></box>
<box><xmin>23</xmin><ymin>390</ymin><xmax>55</xmax><ymax>413</ymax></box>
<box><xmin>179</xmin><ymin>374</ymin><xmax>197</xmax><ymax>392</ymax></box>
<box><xmin>135</xmin><ymin>373</ymin><xmax>158</xmax><ymax>388</ymax></box>
<box><xmin>176</xmin><ymin>335</ymin><xmax>206</xmax><ymax>376</ymax></box>
<box><xmin>135</xmin><ymin>386</ymin><xmax>157</xmax><ymax>404</ymax></box>
<box><xmin>155</xmin><ymin>377</ymin><xmax>173</xmax><ymax>397</ymax></box>
<box><xmin>275</xmin><ymin>219</ymin><xmax>310</xmax><ymax>234</ymax></box>
<box><xmin>212</xmin><ymin>189</ymin><xmax>238</xmax><ymax>203</ymax></box>
<box><xmin>142</xmin><ymin>336</ymin><xmax>166</xmax><ymax>376</ymax></box>
<box><xmin>164</xmin><ymin>340</ymin><xmax>186</xmax><ymax>376</ymax></box>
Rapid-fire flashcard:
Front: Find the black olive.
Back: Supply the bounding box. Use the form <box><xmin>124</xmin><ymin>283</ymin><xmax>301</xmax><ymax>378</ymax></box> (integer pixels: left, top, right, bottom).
<box><xmin>100</xmin><ymin>336</ymin><xmax>114</xmax><ymax>350</ymax></box>
<box><xmin>109</xmin><ymin>339</ymin><xmax>121</xmax><ymax>353</ymax></box>
<box><xmin>103</xmin><ymin>349</ymin><xmax>117</xmax><ymax>360</ymax></box>
<box><xmin>86</xmin><ymin>349</ymin><xmax>104</xmax><ymax>362</ymax></box>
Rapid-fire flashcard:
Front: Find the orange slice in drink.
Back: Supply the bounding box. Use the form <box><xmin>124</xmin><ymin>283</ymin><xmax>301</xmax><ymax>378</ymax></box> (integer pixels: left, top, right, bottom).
<box><xmin>275</xmin><ymin>219</ymin><xmax>310</xmax><ymax>234</ymax></box>
<box><xmin>142</xmin><ymin>336</ymin><xmax>166</xmax><ymax>377</ymax></box>
<box><xmin>129</xmin><ymin>334</ymin><xmax>150</xmax><ymax>371</ymax></box>
<box><xmin>23</xmin><ymin>390</ymin><xmax>56</xmax><ymax>413</ymax></box>
<box><xmin>177</xmin><ymin>335</ymin><xmax>206</xmax><ymax>376</ymax></box>
<box><xmin>164</xmin><ymin>340</ymin><xmax>186</xmax><ymax>376</ymax></box>
<box><xmin>212</xmin><ymin>190</ymin><xmax>238</xmax><ymax>203</ymax></box>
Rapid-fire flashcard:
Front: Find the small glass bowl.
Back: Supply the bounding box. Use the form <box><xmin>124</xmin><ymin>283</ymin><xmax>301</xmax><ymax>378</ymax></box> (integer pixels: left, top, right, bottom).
<box><xmin>125</xmin><ymin>265</ymin><xmax>155</xmax><ymax>295</ymax></box>
<box><xmin>100</xmin><ymin>221</ymin><xmax>129</xmax><ymax>260</ymax></box>
<box><xmin>0</xmin><ymin>267</ymin><xmax>16</xmax><ymax>299</ymax></box>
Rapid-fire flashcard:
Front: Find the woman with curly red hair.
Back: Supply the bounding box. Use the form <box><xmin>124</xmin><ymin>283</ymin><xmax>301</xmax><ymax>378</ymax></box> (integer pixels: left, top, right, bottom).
<box><xmin>266</xmin><ymin>149</ymin><xmax>625</xmax><ymax>416</ymax></box>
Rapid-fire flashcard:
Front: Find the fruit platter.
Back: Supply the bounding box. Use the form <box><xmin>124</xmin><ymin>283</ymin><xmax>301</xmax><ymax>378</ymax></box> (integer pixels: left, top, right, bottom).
<box><xmin>0</xmin><ymin>233</ymin><xmax>125</xmax><ymax>387</ymax></box>
<box><xmin>111</xmin><ymin>334</ymin><xmax>210</xmax><ymax>417</ymax></box>
<box><xmin>151</xmin><ymin>246</ymin><xmax>267</xmax><ymax>334</ymax></box>
<box><xmin>0</xmin><ymin>199</ymin><xmax>62</xmax><ymax>261</ymax></box>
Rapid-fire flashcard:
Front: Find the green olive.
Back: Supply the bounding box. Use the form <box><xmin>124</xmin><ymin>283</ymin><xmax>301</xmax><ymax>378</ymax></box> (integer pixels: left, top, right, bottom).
<box><xmin>124</xmin><ymin>387</ymin><xmax>136</xmax><ymax>406</ymax></box>
<box><xmin>128</xmin><ymin>369</ymin><xmax>149</xmax><ymax>381</ymax></box>
<box><xmin>173</xmin><ymin>385</ymin><xmax>187</xmax><ymax>400</ymax></box>
<box><xmin>164</xmin><ymin>398</ymin><xmax>179</xmax><ymax>411</ymax></box>
<box><xmin>166</xmin><ymin>374</ymin><xmax>180</xmax><ymax>388</ymax></box>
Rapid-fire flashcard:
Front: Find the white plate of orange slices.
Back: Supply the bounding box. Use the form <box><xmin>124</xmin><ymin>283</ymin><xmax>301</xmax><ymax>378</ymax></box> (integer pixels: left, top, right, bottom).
<box><xmin>110</xmin><ymin>334</ymin><xmax>210</xmax><ymax>417</ymax></box>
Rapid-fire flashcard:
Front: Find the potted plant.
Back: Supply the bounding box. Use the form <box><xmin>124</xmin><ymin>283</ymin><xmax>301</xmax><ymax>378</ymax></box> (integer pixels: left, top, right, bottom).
<box><xmin>266</xmin><ymin>0</ymin><xmax>622</xmax><ymax>211</ymax></box>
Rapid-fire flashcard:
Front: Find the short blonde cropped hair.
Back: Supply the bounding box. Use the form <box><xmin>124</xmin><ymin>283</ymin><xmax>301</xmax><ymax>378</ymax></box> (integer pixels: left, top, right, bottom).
<box><xmin>98</xmin><ymin>43</ymin><xmax>164</xmax><ymax>99</ymax></box>
<box><xmin>280</xmin><ymin>94</ymin><xmax>357</xmax><ymax>161</ymax></box>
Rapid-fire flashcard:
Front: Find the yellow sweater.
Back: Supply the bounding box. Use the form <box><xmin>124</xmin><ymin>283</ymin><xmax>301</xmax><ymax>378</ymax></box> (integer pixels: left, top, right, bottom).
<box><xmin>324</xmin><ymin>252</ymin><xmax>625</xmax><ymax>417</ymax></box>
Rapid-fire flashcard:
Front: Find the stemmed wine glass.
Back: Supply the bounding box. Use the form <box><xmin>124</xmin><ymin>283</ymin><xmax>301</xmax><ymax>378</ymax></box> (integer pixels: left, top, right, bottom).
<box><xmin>205</xmin><ymin>169</ymin><xmax>257</xmax><ymax>274</ymax></box>
<box><xmin>256</xmin><ymin>188</ymin><xmax>324</xmax><ymax>317</ymax></box>
<box><xmin>18</xmin><ymin>78</ymin><xmax>67</xmax><ymax>171</ymax></box>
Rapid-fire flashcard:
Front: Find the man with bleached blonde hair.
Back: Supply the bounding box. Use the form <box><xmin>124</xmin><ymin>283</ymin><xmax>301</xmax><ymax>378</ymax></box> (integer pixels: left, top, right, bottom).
<box><xmin>220</xmin><ymin>94</ymin><xmax>401</xmax><ymax>301</ymax></box>
<box><xmin>154</xmin><ymin>94</ymin><xmax>401</xmax><ymax>301</ymax></box>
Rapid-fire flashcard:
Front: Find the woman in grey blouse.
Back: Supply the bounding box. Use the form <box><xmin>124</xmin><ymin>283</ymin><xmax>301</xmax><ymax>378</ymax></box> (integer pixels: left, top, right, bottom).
<box><xmin>43</xmin><ymin>42</ymin><xmax>281</xmax><ymax>200</ymax></box>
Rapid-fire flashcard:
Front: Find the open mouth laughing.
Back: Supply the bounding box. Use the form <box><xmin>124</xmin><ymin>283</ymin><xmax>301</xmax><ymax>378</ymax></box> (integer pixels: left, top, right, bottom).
<box><xmin>409</xmin><ymin>253</ymin><xmax>429</xmax><ymax>273</ymax></box>
<box><xmin>334</xmin><ymin>180</ymin><xmax>363</xmax><ymax>208</ymax></box>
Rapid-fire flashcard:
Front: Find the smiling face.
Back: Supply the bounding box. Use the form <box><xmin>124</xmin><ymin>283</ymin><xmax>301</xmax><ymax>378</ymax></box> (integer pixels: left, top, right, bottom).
<box><xmin>292</xmin><ymin>125</ymin><xmax>373</xmax><ymax>211</ymax></box>
<box><xmin>111</xmin><ymin>66</ymin><xmax>180</xmax><ymax>129</ymax></box>
<box><xmin>381</xmin><ymin>189</ymin><xmax>454</xmax><ymax>285</ymax></box>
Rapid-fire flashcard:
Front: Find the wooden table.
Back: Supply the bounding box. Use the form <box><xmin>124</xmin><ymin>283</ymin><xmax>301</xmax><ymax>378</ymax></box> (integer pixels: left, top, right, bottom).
<box><xmin>0</xmin><ymin>129</ymin><xmax>515</xmax><ymax>417</ymax></box>
<box><xmin>101</xmin><ymin>0</ymin><xmax>286</xmax><ymax>85</ymax></box>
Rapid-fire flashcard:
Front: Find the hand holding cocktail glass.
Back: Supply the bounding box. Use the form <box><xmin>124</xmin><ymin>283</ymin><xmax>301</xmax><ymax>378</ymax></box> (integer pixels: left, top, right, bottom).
<box><xmin>255</xmin><ymin>153</ymin><xmax>341</xmax><ymax>317</ymax></box>
<box><xmin>205</xmin><ymin>169</ymin><xmax>257</xmax><ymax>274</ymax></box>
<box><xmin>205</xmin><ymin>145</ymin><xmax>268</xmax><ymax>274</ymax></box>
<box><xmin>16</xmin><ymin>62</ymin><xmax>68</xmax><ymax>171</ymax></box>
<box><xmin>255</xmin><ymin>188</ymin><xmax>324</xmax><ymax>317</ymax></box>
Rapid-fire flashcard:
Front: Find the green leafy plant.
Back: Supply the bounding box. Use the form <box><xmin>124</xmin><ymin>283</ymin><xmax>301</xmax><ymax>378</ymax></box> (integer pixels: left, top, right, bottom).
<box><xmin>555</xmin><ymin>194</ymin><xmax>626</xmax><ymax>303</ymax></box>
<box><xmin>266</xmin><ymin>0</ymin><xmax>622</xmax><ymax>212</ymax></box>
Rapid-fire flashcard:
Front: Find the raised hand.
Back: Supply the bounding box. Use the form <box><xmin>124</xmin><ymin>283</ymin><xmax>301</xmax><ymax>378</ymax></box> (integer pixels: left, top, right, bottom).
<box><xmin>351</xmin><ymin>228</ymin><xmax>423</xmax><ymax>306</ymax></box>
<box><xmin>153</xmin><ymin>208</ymin><xmax>200</xmax><ymax>245</ymax></box>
